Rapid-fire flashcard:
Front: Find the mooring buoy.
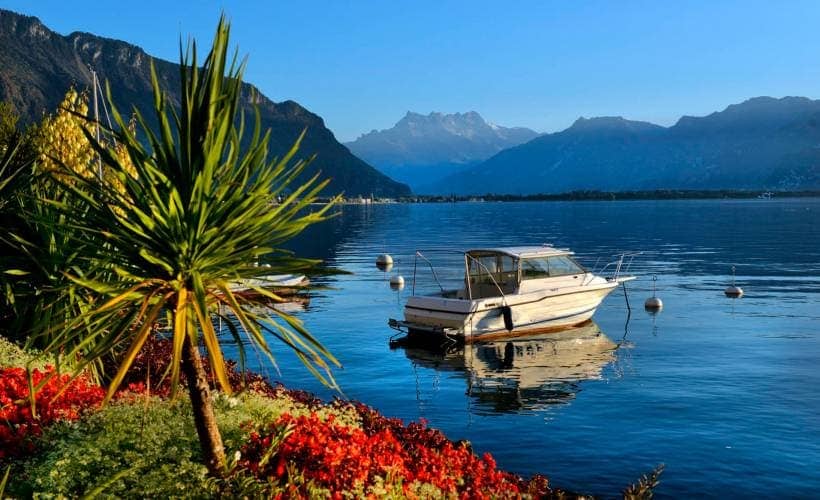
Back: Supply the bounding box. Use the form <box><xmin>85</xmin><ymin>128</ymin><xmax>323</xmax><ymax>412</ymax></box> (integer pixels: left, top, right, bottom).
<box><xmin>376</xmin><ymin>253</ymin><xmax>394</xmax><ymax>271</ymax></box>
<box><xmin>724</xmin><ymin>266</ymin><xmax>744</xmax><ymax>298</ymax></box>
<box><xmin>645</xmin><ymin>274</ymin><xmax>663</xmax><ymax>311</ymax></box>
<box><xmin>389</xmin><ymin>275</ymin><xmax>405</xmax><ymax>290</ymax></box>
<box><xmin>645</xmin><ymin>296</ymin><xmax>663</xmax><ymax>310</ymax></box>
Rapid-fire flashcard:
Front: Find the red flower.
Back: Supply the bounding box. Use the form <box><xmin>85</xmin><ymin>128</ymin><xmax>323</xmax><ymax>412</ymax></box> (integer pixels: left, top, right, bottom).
<box><xmin>239</xmin><ymin>407</ymin><xmax>550</xmax><ymax>497</ymax></box>
<box><xmin>0</xmin><ymin>367</ymin><xmax>104</xmax><ymax>460</ymax></box>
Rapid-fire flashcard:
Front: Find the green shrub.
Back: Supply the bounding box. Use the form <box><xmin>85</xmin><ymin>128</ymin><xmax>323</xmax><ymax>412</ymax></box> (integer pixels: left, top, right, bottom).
<box><xmin>17</xmin><ymin>398</ymin><xmax>210</xmax><ymax>498</ymax></box>
<box><xmin>15</xmin><ymin>391</ymin><xmax>318</xmax><ymax>498</ymax></box>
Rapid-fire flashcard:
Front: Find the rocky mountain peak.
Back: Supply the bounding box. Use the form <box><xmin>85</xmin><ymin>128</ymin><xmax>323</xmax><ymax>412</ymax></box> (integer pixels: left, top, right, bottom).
<box><xmin>0</xmin><ymin>10</ymin><xmax>49</xmax><ymax>41</ymax></box>
<box><xmin>345</xmin><ymin>111</ymin><xmax>539</xmax><ymax>191</ymax></box>
<box><xmin>388</xmin><ymin>110</ymin><xmax>517</xmax><ymax>140</ymax></box>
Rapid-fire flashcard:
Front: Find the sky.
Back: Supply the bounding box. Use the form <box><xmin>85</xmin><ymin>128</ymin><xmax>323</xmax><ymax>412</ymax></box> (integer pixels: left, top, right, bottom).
<box><xmin>4</xmin><ymin>0</ymin><xmax>820</xmax><ymax>142</ymax></box>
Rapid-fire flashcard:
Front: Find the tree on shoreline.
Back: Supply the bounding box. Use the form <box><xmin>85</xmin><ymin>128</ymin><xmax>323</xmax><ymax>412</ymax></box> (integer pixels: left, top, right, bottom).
<box><xmin>41</xmin><ymin>16</ymin><xmax>340</xmax><ymax>476</ymax></box>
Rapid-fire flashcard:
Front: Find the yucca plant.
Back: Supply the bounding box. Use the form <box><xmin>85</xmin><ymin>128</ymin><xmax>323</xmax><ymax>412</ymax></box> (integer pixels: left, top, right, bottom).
<box><xmin>1</xmin><ymin>94</ymin><xmax>119</xmax><ymax>370</ymax></box>
<box><xmin>44</xmin><ymin>16</ymin><xmax>341</xmax><ymax>475</ymax></box>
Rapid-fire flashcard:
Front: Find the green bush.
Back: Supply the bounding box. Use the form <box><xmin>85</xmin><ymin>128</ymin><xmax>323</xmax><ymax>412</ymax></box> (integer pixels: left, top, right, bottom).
<box><xmin>16</xmin><ymin>398</ymin><xmax>209</xmax><ymax>498</ymax></box>
<box><xmin>14</xmin><ymin>391</ymin><xmax>313</xmax><ymax>498</ymax></box>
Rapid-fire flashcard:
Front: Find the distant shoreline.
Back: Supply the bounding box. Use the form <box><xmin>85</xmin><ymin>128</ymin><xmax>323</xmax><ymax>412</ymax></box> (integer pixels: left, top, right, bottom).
<box><xmin>334</xmin><ymin>189</ymin><xmax>820</xmax><ymax>204</ymax></box>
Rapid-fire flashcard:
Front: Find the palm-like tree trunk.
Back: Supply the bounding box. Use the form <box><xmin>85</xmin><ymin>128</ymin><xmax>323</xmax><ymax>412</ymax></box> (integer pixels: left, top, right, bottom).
<box><xmin>181</xmin><ymin>335</ymin><xmax>226</xmax><ymax>476</ymax></box>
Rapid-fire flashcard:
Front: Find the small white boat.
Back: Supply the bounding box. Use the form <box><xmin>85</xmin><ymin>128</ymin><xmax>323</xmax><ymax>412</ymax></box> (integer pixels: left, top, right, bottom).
<box><xmin>389</xmin><ymin>246</ymin><xmax>636</xmax><ymax>342</ymax></box>
<box><xmin>229</xmin><ymin>274</ymin><xmax>309</xmax><ymax>295</ymax></box>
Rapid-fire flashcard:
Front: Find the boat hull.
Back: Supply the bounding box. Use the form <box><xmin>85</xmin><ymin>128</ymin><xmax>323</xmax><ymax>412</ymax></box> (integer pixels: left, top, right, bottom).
<box><xmin>398</xmin><ymin>281</ymin><xmax>620</xmax><ymax>342</ymax></box>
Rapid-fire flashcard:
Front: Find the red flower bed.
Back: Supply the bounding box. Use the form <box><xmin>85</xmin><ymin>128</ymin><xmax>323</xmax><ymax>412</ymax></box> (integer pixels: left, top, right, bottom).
<box><xmin>352</xmin><ymin>402</ymin><xmax>550</xmax><ymax>496</ymax></box>
<box><xmin>0</xmin><ymin>339</ymin><xmax>555</xmax><ymax>496</ymax></box>
<box><xmin>241</xmin><ymin>410</ymin><xmax>551</xmax><ymax>498</ymax></box>
<box><xmin>0</xmin><ymin>367</ymin><xmax>104</xmax><ymax>460</ymax></box>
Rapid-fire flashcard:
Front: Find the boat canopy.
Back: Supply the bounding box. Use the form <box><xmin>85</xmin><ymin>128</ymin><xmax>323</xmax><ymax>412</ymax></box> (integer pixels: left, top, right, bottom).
<box><xmin>466</xmin><ymin>246</ymin><xmax>573</xmax><ymax>259</ymax></box>
<box><xmin>462</xmin><ymin>246</ymin><xmax>585</xmax><ymax>298</ymax></box>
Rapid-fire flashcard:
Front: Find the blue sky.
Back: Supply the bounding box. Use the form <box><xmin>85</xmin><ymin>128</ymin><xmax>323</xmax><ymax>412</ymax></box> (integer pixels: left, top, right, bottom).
<box><xmin>5</xmin><ymin>1</ymin><xmax>820</xmax><ymax>141</ymax></box>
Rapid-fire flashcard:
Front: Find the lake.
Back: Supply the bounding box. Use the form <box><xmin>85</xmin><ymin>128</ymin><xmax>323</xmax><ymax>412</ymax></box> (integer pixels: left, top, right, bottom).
<box><xmin>230</xmin><ymin>199</ymin><xmax>820</xmax><ymax>497</ymax></box>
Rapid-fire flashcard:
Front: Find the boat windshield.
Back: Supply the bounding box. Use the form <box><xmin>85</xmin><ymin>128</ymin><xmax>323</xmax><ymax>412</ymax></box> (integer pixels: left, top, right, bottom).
<box><xmin>521</xmin><ymin>255</ymin><xmax>584</xmax><ymax>279</ymax></box>
<box><xmin>466</xmin><ymin>251</ymin><xmax>518</xmax><ymax>297</ymax></box>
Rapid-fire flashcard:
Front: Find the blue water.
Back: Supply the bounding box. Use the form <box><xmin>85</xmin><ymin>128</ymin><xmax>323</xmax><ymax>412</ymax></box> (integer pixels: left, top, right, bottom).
<box><xmin>230</xmin><ymin>199</ymin><xmax>820</xmax><ymax>497</ymax></box>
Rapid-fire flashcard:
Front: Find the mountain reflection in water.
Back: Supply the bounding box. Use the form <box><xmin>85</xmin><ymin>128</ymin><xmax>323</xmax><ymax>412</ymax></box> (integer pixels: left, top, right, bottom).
<box><xmin>395</xmin><ymin>322</ymin><xmax>618</xmax><ymax>414</ymax></box>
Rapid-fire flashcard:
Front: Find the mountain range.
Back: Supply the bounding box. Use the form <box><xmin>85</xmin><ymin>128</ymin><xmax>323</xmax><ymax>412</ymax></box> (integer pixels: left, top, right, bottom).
<box><xmin>4</xmin><ymin>8</ymin><xmax>820</xmax><ymax>198</ymax></box>
<box><xmin>0</xmin><ymin>9</ymin><xmax>410</xmax><ymax>198</ymax></box>
<box><xmin>429</xmin><ymin>97</ymin><xmax>820</xmax><ymax>194</ymax></box>
<box><xmin>345</xmin><ymin>111</ymin><xmax>538</xmax><ymax>191</ymax></box>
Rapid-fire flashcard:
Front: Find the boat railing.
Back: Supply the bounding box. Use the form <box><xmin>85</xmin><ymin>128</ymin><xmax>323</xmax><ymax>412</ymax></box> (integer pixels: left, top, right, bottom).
<box><xmin>411</xmin><ymin>250</ymin><xmax>508</xmax><ymax>301</ymax></box>
<box><xmin>596</xmin><ymin>252</ymin><xmax>641</xmax><ymax>281</ymax></box>
<box><xmin>412</xmin><ymin>250</ymin><xmax>448</xmax><ymax>294</ymax></box>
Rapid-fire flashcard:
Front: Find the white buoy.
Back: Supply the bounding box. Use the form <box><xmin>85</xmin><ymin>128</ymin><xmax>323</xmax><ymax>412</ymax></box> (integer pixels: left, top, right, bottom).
<box><xmin>645</xmin><ymin>296</ymin><xmax>663</xmax><ymax>310</ymax></box>
<box><xmin>645</xmin><ymin>274</ymin><xmax>663</xmax><ymax>312</ymax></box>
<box><xmin>389</xmin><ymin>275</ymin><xmax>405</xmax><ymax>290</ymax></box>
<box><xmin>376</xmin><ymin>254</ymin><xmax>394</xmax><ymax>271</ymax></box>
<box><xmin>724</xmin><ymin>266</ymin><xmax>744</xmax><ymax>298</ymax></box>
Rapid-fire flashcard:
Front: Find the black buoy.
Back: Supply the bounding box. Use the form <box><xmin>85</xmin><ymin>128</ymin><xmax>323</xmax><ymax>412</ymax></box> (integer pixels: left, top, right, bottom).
<box><xmin>644</xmin><ymin>274</ymin><xmax>663</xmax><ymax>312</ymax></box>
<box><xmin>724</xmin><ymin>266</ymin><xmax>744</xmax><ymax>298</ymax></box>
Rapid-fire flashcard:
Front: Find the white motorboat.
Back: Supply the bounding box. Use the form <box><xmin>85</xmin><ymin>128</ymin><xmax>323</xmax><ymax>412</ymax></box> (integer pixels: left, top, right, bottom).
<box><xmin>389</xmin><ymin>246</ymin><xmax>636</xmax><ymax>342</ymax></box>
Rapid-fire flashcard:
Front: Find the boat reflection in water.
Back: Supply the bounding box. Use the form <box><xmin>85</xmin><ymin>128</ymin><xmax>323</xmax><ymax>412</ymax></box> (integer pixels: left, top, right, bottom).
<box><xmin>394</xmin><ymin>321</ymin><xmax>618</xmax><ymax>413</ymax></box>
